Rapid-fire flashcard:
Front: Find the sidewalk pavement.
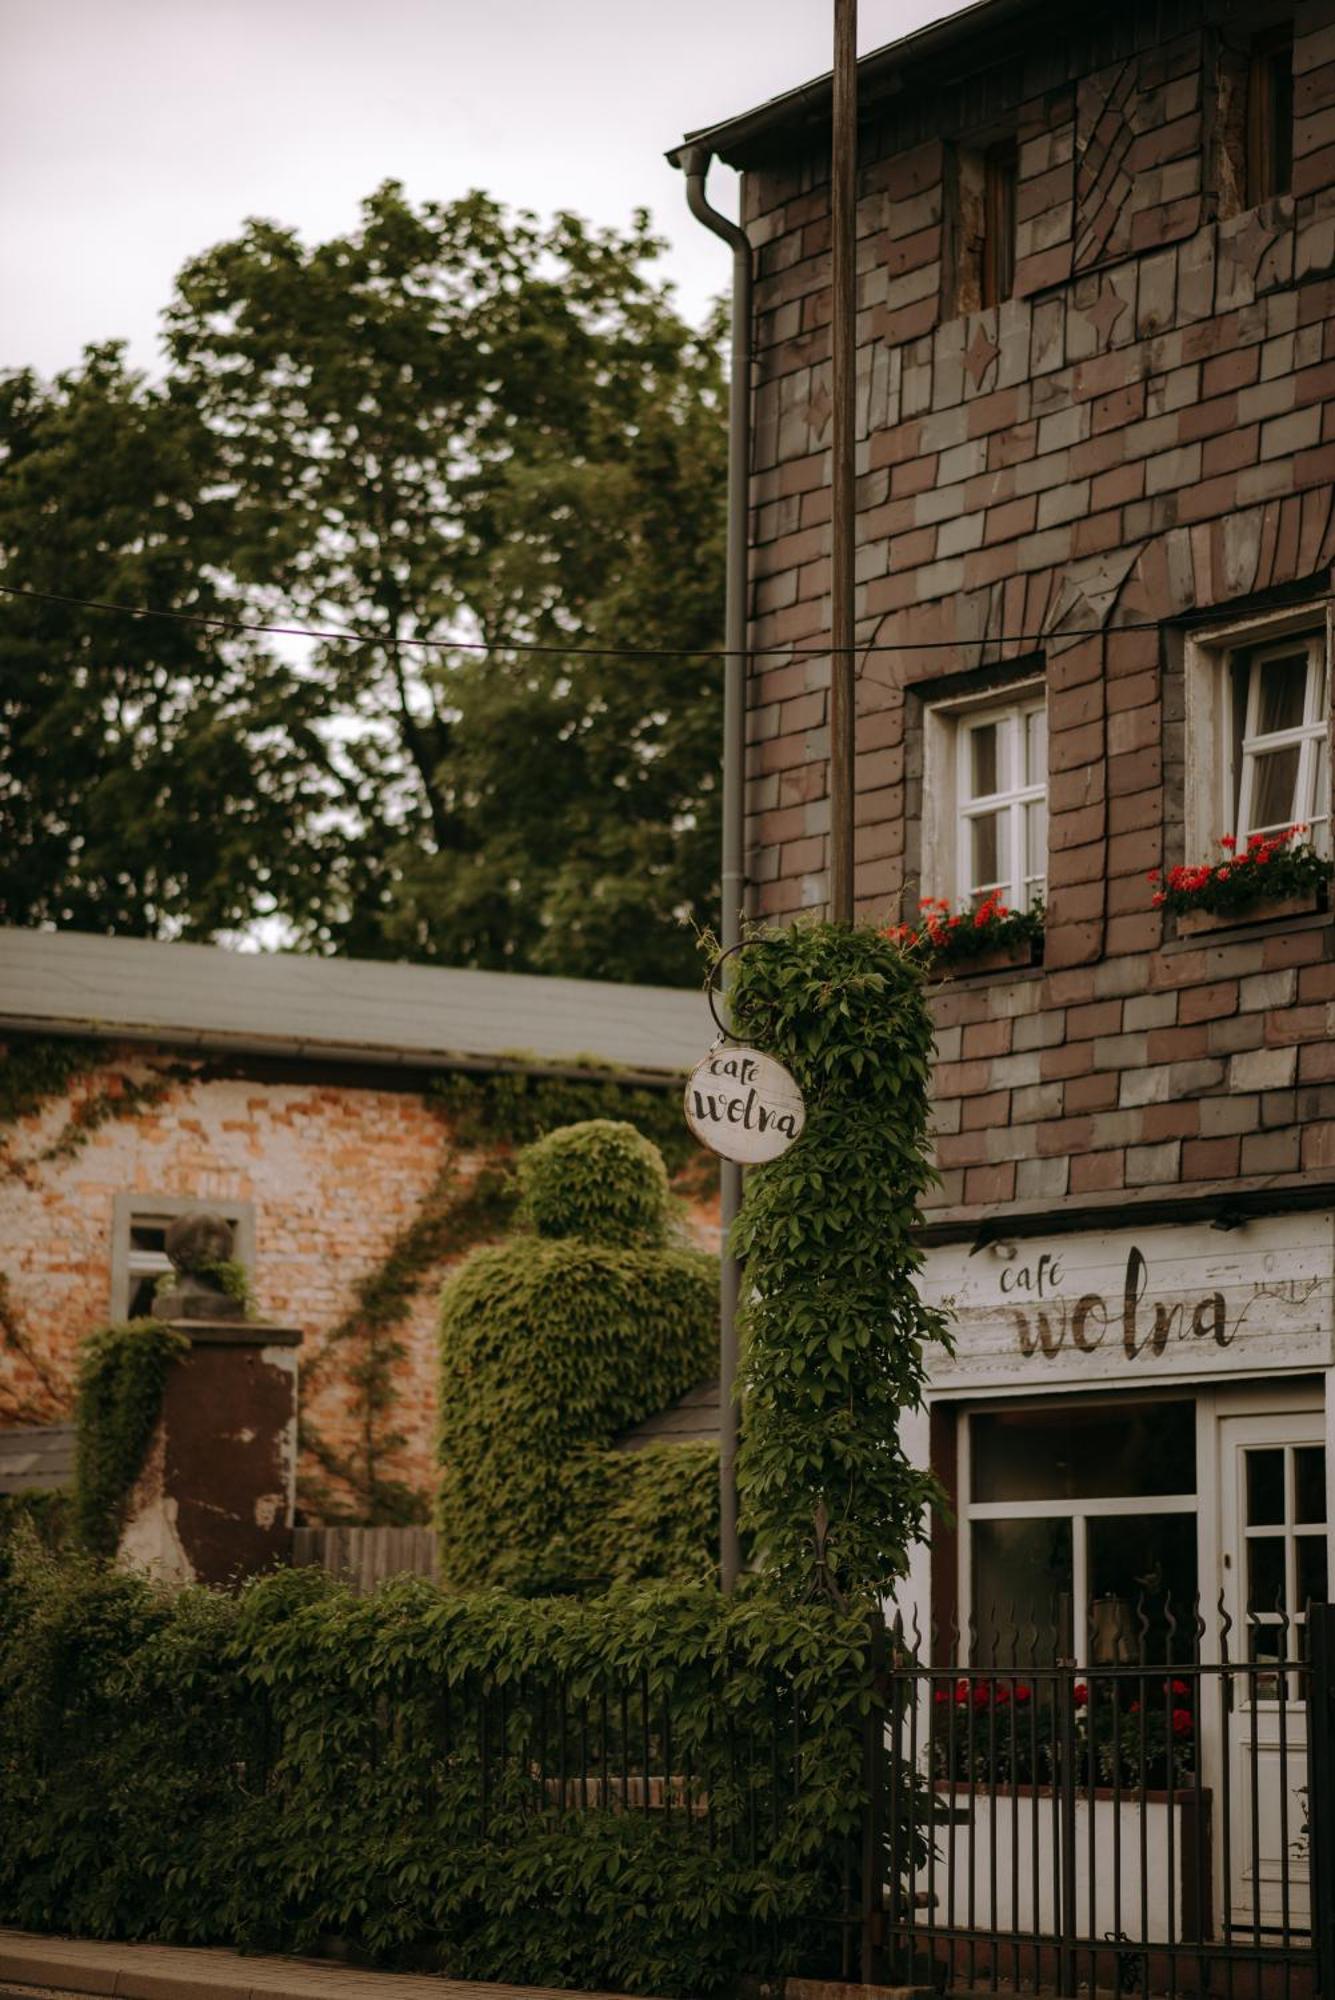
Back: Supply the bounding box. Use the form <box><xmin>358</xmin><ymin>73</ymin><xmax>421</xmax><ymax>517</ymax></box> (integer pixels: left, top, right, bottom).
<box><xmin>0</xmin><ymin>1930</ymin><xmax>638</xmax><ymax>2000</ymax></box>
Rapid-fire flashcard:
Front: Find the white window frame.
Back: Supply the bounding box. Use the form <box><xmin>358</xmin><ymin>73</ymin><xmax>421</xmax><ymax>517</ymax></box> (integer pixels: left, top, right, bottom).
<box><xmin>922</xmin><ymin>678</ymin><xmax>1047</xmax><ymax>913</ymax></box>
<box><xmin>958</xmin><ymin>1391</ymin><xmax>1200</xmax><ymax>1669</ymax></box>
<box><xmin>110</xmin><ymin>1193</ymin><xmax>255</xmax><ymax>1322</ymax></box>
<box><xmin>1183</xmin><ymin>602</ymin><xmax>1333</xmax><ymax>866</ymax></box>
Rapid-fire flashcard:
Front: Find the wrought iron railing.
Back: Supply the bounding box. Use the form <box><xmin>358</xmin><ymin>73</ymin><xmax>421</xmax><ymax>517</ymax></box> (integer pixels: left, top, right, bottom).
<box><xmin>883</xmin><ymin>1599</ymin><xmax>1334</xmax><ymax>2000</ymax></box>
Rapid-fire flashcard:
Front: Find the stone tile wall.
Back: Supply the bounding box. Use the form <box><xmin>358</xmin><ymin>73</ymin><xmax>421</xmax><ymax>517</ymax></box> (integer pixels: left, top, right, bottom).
<box><xmin>741</xmin><ymin>0</ymin><xmax>1335</xmax><ymax>1218</ymax></box>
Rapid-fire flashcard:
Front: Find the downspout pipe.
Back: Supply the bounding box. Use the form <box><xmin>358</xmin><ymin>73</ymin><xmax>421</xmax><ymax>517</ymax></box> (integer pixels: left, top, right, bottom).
<box><xmin>677</xmin><ymin>144</ymin><xmax>752</xmax><ymax>1594</ymax></box>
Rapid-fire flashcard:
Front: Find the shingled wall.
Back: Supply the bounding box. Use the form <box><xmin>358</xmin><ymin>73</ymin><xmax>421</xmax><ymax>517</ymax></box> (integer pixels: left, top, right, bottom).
<box><xmin>741</xmin><ymin>0</ymin><xmax>1335</xmax><ymax>1219</ymax></box>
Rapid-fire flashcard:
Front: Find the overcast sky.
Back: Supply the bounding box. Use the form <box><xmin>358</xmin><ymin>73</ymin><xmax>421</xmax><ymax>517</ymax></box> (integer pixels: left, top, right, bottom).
<box><xmin>3</xmin><ymin>0</ymin><xmax>970</xmax><ymax>381</ymax></box>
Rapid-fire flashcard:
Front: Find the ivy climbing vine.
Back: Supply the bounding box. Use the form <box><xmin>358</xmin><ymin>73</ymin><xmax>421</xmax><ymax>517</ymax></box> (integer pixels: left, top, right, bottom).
<box><xmin>298</xmin><ymin>1067</ymin><xmax>710</xmax><ymax>1526</ymax></box>
<box><xmin>1</xmin><ymin>1031</ymin><xmax>708</xmax><ymax>1528</ymax></box>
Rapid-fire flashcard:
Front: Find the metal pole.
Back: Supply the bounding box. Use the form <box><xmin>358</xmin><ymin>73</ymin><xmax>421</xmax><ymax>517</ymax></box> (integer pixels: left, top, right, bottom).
<box><xmin>678</xmin><ymin>147</ymin><xmax>751</xmax><ymax>1593</ymax></box>
<box><xmin>830</xmin><ymin>0</ymin><xmax>858</xmax><ymax>924</ymax></box>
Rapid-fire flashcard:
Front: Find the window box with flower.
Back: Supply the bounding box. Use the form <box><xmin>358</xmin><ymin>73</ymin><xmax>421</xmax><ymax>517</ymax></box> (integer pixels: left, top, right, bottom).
<box><xmin>888</xmin><ymin>893</ymin><xmax>1045</xmax><ymax>977</ymax></box>
<box><xmin>1150</xmin><ymin>826</ymin><xmax>1332</xmax><ymax>936</ymax></box>
<box><xmin>930</xmin><ymin>1675</ymin><xmax>1197</xmax><ymax>1792</ymax></box>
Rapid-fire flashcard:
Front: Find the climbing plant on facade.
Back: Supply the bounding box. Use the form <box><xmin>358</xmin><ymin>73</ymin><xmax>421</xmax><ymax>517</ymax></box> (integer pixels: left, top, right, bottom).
<box><xmin>301</xmin><ymin>1069</ymin><xmax>709</xmax><ymax>1527</ymax></box>
<box><xmin>436</xmin><ymin>1119</ymin><xmax>718</xmax><ymax>1592</ymax></box>
<box><xmin>73</xmin><ymin>1320</ymin><xmax>189</xmax><ymax>1555</ymax></box>
<box><xmin>727</xmin><ymin>922</ymin><xmax>951</xmax><ymax>1605</ymax></box>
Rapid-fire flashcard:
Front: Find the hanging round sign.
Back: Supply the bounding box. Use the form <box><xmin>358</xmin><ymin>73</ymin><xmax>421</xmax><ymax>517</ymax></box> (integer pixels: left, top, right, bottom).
<box><xmin>684</xmin><ymin>1046</ymin><xmax>806</xmax><ymax>1164</ymax></box>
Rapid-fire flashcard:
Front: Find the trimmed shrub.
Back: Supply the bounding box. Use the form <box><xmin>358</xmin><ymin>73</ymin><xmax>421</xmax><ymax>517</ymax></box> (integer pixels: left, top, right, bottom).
<box><xmin>437</xmin><ymin>1120</ymin><xmax>718</xmax><ymax>1592</ymax></box>
<box><xmin>437</xmin><ymin>1237</ymin><xmax>716</xmax><ymax>1591</ymax></box>
<box><xmin>518</xmin><ymin>1117</ymin><xmax>673</xmax><ymax>1247</ymax></box>
<box><xmin>0</xmin><ymin>1551</ymin><xmax>882</xmax><ymax>1997</ymax></box>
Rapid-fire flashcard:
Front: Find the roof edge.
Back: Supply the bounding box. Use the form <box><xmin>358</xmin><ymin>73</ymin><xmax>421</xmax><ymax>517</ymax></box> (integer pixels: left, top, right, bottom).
<box><xmin>668</xmin><ymin>0</ymin><xmax>1043</xmax><ymax>172</ymax></box>
<box><xmin>0</xmin><ymin>1013</ymin><xmax>689</xmax><ymax>1089</ymax></box>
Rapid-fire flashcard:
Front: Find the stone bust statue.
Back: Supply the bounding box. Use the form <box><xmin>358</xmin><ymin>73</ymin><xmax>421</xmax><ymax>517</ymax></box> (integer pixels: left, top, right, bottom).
<box><xmin>151</xmin><ymin>1211</ymin><xmax>246</xmax><ymax>1322</ymax></box>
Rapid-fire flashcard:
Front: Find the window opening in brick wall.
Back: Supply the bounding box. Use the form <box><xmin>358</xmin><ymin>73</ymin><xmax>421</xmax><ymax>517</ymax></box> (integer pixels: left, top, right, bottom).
<box><xmin>1232</xmin><ymin>633</ymin><xmax>1329</xmax><ymax>847</ymax></box>
<box><xmin>111</xmin><ymin>1194</ymin><xmax>255</xmax><ymax>1320</ymax></box>
<box><xmin>950</xmin><ymin>136</ymin><xmax>1018</xmax><ymax>318</ymax></box>
<box><xmin>964</xmin><ymin>1397</ymin><xmax>1199</xmax><ymax>1668</ymax></box>
<box><xmin>981</xmin><ymin>139</ymin><xmax>1018</xmax><ymax>308</ymax></box>
<box><xmin>952</xmin><ymin>692</ymin><xmax>1046</xmax><ymax>909</ymax></box>
<box><xmin>1246</xmin><ymin>23</ymin><xmax>1294</xmax><ymax>203</ymax></box>
<box><xmin>1183</xmin><ymin>606</ymin><xmax>1332</xmax><ymax>866</ymax></box>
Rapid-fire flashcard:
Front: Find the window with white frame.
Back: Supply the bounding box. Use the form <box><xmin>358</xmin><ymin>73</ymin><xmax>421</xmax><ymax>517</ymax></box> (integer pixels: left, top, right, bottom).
<box><xmin>1184</xmin><ymin>609</ymin><xmax>1332</xmax><ymax>863</ymax></box>
<box><xmin>961</xmin><ymin>1397</ymin><xmax>1199</xmax><ymax>1668</ymax></box>
<box><xmin>923</xmin><ymin>684</ymin><xmax>1047</xmax><ymax>911</ymax></box>
<box><xmin>110</xmin><ymin>1194</ymin><xmax>255</xmax><ymax>1320</ymax></box>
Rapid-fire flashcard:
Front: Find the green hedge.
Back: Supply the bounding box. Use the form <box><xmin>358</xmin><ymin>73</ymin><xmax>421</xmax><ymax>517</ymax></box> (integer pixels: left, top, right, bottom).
<box><xmin>0</xmin><ymin>1549</ymin><xmax>883</xmax><ymax>1996</ymax></box>
<box><xmin>437</xmin><ymin>1120</ymin><xmax>719</xmax><ymax>1592</ymax></box>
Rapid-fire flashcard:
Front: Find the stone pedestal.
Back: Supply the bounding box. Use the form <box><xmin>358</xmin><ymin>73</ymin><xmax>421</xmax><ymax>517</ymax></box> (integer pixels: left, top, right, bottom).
<box><xmin>118</xmin><ymin>1321</ymin><xmax>302</xmax><ymax>1588</ymax></box>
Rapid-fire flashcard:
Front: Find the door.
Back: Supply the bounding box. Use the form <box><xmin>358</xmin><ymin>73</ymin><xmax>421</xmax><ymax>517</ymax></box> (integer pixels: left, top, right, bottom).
<box><xmin>1219</xmin><ymin>1412</ymin><xmax>1328</xmax><ymax>1939</ymax></box>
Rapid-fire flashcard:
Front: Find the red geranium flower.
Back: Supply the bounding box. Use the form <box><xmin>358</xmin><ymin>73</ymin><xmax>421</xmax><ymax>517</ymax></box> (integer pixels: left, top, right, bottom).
<box><xmin>1172</xmin><ymin>1707</ymin><xmax>1193</xmax><ymax>1737</ymax></box>
<box><xmin>1073</xmin><ymin>1683</ymin><xmax>1088</xmax><ymax>1707</ymax></box>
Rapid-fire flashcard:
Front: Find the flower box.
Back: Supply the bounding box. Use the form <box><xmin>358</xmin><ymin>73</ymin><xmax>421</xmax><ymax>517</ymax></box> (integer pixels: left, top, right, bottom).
<box><xmin>1175</xmin><ymin>886</ymin><xmax>1326</xmax><ymax>936</ymax></box>
<box><xmin>887</xmin><ymin>895</ymin><xmax>1045</xmax><ymax>978</ymax></box>
<box><xmin>937</xmin><ymin>936</ymin><xmax>1043</xmax><ymax>978</ymax></box>
<box><xmin>1151</xmin><ymin>827</ymin><xmax>1333</xmax><ymax>931</ymax></box>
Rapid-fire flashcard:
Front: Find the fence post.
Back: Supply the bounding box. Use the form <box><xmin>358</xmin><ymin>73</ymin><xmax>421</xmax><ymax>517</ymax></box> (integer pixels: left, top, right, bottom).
<box><xmin>1057</xmin><ymin>1665</ymin><xmax>1079</xmax><ymax>1998</ymax></box>
<box><xmin>861</xmin><ymin>1613</ymin><xmax>890</xmax><ymax>1986</ymax></box>
<box><xmin>1309</xmin><ymin>1603</ymin><xmax>1335</xmax><ymax>2000</ymax></box>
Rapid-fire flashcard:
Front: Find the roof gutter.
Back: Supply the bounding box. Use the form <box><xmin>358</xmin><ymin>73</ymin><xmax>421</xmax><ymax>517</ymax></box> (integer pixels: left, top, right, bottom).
<box><xmin>675</xmin><ymin>144</ymin><xmax>752</xmax><ymax>1595</ymax></box>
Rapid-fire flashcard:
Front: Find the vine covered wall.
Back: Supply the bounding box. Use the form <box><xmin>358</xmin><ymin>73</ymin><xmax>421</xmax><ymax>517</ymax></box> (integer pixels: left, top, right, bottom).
<box><xmin>0</xmin><ymin>1035</ymin><xmax>716</xmax><ymax>1521</ymax></box>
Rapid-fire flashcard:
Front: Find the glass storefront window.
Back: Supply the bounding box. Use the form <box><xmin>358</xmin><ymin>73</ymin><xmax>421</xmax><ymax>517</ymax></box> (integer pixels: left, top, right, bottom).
<box><xmin>967</xmin><ymin>1398</ymin><xmax>1199</xmax><ymax>1667</ymax></box>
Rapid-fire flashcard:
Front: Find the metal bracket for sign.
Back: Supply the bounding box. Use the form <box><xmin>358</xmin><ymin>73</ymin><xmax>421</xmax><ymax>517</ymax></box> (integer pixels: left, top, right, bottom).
<box><xmin>705</xmin><ymin>939</ymin><xmax>750</xmax><ymax>1046</ymax></box>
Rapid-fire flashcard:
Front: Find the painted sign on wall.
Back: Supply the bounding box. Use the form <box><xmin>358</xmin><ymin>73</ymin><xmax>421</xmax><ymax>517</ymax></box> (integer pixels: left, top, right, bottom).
<box><xmin>919</xmin><ymin>1212</ymin><xmax>1335</xmax><ymax>1390</ymax></box>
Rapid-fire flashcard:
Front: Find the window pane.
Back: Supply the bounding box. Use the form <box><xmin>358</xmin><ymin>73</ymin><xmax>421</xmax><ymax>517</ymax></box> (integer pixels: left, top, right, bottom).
<box><xmin>1025</xmin><ymin>707</ymin><xmax>1046</xmax><ymax>787</ymax></box>
<box><xmin>972</xmin><ymin>1517</ymin><xmax>1073</xmax><ymax>1666</ymax></box>
<box><xmin>969</xmin><ymin>810</ymin><xmax>1005</xmax><ymax>891</ymax></box>
<box><xmin>971</xmin><ymin>1401</ymin><xmax>1196</xmax><ymax>1503</ymax></box>
<box><xmin>1295</xmin><ymin>1445</ymin><xmax>1326</xmax><ymax>1525</ymax></box>
<box><xmin>1312</xmin><ymin>745</ymin><xmax>1329</xmax><ymax>830</ymax></box>
<box><xmin>1026</xmin><ymin>800</ymin><xmax>1046</xmax><ymax>889</ymax></box>
<box><xmin>969</xmin><ymin>722</ymin><xmax>999</xmax><ymax>799</ymax></box>
<box><xmin>1247</xmin><ymin>1535</ymin><xmax>1286</xmax><ymax>1614</ymax></box>
<box><xmin>128</xmin><ymin>1274</ymin><xmax>160</xmax><ymax>1319</ymax></box>
<box><xmin>1297</xmin><ymin>1534</ymin><xmax>1328</xmax><ymax>1608</ymax></box>
<box><xmin>1246</xmin><ymin>1449</ymin><xmax>1285</xmax><ymax>1526</ymax></box>
<box><xmin>1255</xmin><ymin>652</ymin><xmax>1309</xmax><ymax>734</ymax></box>
<box><xmin>129</xmin><ymin>1223</ymin><xmax>168</xmax><ymax>1254</ymax></box>
<box><xmin>1088</xmin><ymin>1513</ymin><xmax>1199</xmax><ymax>1664</ymax></box>
<box><xmin>1249</xmin><ymin>744</ymin><xmax>1302</xmax><ymax>829</ymax></box>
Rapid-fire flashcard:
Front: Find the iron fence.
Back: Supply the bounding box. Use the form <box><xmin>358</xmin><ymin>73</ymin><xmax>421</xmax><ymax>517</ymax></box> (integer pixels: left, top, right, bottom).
<box><xmin>883</xmin><ymin>1600</ymin><xmax>1335</xmax><ymax>2000</ymax></box>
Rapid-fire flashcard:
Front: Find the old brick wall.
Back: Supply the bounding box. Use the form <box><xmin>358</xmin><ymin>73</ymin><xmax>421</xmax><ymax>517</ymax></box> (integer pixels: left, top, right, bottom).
<box><xmin>0</xmin><ymin>1049</ymin><xmax>457</xmax><ymax>1503</ymax></box>
<box><xmin>742</xmin><ymin>0</ymin><xmax>1335</xmax><ymax>1217</ymax></box>
<box><xmin>0</xmin><ymin>1050</ymin><xmax>716</xmax><ymax>1510</ymax></box>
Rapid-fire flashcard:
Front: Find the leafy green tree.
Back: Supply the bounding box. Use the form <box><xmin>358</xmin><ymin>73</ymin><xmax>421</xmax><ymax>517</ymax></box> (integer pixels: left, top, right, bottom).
<box><xmin>1</xmin><ymin>186</ymin><xmax>724</xmax><ymax>983</ymax></box>
<box><xmin>0</xmin><ymin>349</ymin><xmax>337</xmax><ymax>937</ymax></box>
<box><xmin>165</xmin><ymin>183</ymin><xmax>726</xmax><ymax>980</ymax></box>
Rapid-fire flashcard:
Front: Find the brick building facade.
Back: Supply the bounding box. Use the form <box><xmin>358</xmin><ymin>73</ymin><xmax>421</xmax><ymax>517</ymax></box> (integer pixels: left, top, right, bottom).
<box><xmin>679</xmin><ymin>0</ymin><xmax>1335</xmax><ymax>1755</ymax></box>
<box><xmin>0</xmin><ymin>930</ymin><xmax>710</xmax><ymax>1518</ymax></box>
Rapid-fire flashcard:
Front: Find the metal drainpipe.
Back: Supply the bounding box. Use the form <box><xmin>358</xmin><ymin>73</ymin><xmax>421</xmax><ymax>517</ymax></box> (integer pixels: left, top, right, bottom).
<box><xmin>678</xmin><ymin>144</ymin><xmax>752</xmax><ymax>1594</ymax></box>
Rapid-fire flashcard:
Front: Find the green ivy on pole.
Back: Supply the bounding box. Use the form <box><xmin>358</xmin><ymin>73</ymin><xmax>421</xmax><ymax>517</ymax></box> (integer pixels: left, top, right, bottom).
<box><xmin>728</xmin><ymin>921</ymin><xmax>952</xmax><ymax>1605</ymax></box>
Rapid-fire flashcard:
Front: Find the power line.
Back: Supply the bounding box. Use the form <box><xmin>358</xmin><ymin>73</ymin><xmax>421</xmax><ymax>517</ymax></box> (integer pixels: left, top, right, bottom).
<box><xmin>0</xmin><ymin>577</ymin><xmax>1161</xmax><ymax>660</ymax></box>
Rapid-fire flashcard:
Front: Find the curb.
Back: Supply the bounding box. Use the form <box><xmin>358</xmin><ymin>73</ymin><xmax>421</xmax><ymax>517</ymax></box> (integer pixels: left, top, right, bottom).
<box><xmin>0</xmin><ymin>1935</ymin><xmax>632</xmax><ymax>2000</ymax></box>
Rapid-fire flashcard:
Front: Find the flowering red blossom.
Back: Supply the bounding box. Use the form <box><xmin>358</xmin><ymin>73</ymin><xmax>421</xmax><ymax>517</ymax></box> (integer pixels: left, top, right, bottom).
<box><xmin>1171</xmin><ymin>1707</ymin><xmax>1194</xmax><ymax>1738</ymax></box>
<box><xmin>1152</xmin><ymin>826</ymin><xmax>1330</xmax><ymax>920</ymax></box>
<box><xmin>884</xmin><ymin>891</ymin><xmax>1044</xmax><ymax>965</ymax></box>
<box><xmin>1073</xmin><ymin>1682</ymin><xmax>1089</xmax><ymax>1707</ymax></box>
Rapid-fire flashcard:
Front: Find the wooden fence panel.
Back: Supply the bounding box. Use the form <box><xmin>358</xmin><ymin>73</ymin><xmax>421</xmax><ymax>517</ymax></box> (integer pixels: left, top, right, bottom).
<box><xmin>292</xmin><ymin>1525</ymin><xmax>437</xmax><ymax>1593</ymax></box>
